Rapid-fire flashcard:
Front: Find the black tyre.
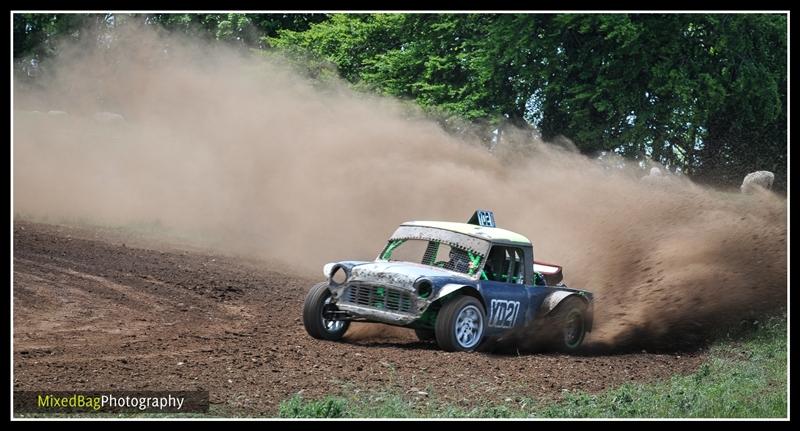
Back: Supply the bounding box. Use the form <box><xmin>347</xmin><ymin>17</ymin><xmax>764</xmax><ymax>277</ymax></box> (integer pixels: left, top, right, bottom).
<box><xmin>303</xmin><ymin>282</ymin><xmax>350</xmax><ymax>341</ymax></box>
<box><xmin>549</xmin><ymin>297</ymin><xmax>588</xmax><ymax>352</ymax></box>
<box><xmin>414</xmin><ymin>328</ymin><xmax>436</xmax><ymax>342</ymax></box>
<box><xmin>435</xmin><ymin>296</ymin><xmax>486</xmax><ymax>352</ymax></box>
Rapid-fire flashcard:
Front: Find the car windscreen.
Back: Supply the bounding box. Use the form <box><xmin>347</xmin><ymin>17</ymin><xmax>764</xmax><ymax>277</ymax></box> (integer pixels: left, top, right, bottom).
<box><xmin>378</xmin><ymin>238</ymin><xmax>486</xmax><ymax>277</ymax></box>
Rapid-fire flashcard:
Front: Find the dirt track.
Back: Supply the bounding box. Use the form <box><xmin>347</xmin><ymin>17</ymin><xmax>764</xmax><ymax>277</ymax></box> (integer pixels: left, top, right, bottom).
<box><xmin>13</xmin><ymin>221</ymin><xmax>707</xmax><ymax>415</ymax></box>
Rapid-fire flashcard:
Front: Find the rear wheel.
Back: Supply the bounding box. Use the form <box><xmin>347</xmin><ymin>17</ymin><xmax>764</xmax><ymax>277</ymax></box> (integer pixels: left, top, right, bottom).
<box><xmin>549</xmin><ymin>297</ymin><xmax>587</xmax><ymax>352</ymax></box>
<box><xmin>303</xmin><ymin>282</ymin><xmax>350</xmax><ymax>341</ymax></box>
<box><xmin>435</xmin><ymin>296</ymin><xmax>486</xmax><ymax>352</ymax></box>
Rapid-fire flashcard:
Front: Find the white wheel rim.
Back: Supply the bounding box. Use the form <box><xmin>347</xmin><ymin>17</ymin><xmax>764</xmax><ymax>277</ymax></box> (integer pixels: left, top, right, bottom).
<box><xmin>322</xmin><ymin>296</ymin><xmax>345</xmax><ymax>332</ymax></box>
<box><xmin>454</xmin><ymin>304</ymin><xmax>484</xmax><ymax>349</ymax></box>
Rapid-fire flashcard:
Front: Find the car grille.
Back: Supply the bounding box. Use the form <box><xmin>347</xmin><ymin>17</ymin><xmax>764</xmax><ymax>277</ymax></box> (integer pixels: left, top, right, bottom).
<box><xmin>343</xmin><ymin>284</ymin><xmax>415</xmax><ymax>313</ymax></box>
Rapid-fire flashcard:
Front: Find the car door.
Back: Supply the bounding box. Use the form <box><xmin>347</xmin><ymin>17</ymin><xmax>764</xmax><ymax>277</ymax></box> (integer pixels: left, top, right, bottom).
<box><xmin>479</xmin><ymin>247</ymin><xmax>531</xmax><ymax>336</ymax></box>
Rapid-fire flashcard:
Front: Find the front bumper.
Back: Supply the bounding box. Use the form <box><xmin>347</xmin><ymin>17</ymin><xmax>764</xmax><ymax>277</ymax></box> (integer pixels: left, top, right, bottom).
<box><xmin>335</xmin><ymin>303</ymin><xmax>419</xmax><ymax>325</ymax></box>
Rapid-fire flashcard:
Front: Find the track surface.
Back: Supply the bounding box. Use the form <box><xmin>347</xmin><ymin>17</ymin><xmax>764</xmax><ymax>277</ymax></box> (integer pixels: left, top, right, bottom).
<box><xmin>13</xmin><ymin>221</ymin><xmax>706</xmax><ymax>415</ymax></box>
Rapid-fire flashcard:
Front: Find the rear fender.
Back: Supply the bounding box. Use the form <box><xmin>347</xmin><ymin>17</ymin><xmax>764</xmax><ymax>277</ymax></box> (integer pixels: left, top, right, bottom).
<box><xmin>540</xmin><ymin>291</ymin><xmax>593</xmax><ymax>331</ymax></box>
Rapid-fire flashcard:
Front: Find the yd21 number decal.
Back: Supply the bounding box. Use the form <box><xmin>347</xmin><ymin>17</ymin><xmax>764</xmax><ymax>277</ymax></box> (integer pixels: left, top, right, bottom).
<box><xmin>489</xmin><ymin>299</ymin><xmax>520</xmax><ymax>328</ymax></box>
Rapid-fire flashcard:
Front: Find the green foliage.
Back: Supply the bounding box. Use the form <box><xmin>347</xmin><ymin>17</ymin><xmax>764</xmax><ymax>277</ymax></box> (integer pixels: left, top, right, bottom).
<box><xmin>278</xmin><ymin>394</ymin><xmax>347</xmax><ymax>418</ymax></box>
<box><xmin>147</xmin><ymin>13</ymin><xmax>329</xmax><ymax>48</ymax></box>
<box><xmin>14</xmin><ymin>13</ymin><xmax>102</xmax><ymax>59</ymax></box>
<box><xmin>536</xmin><ymin>14</ymin><xmax>786</xmax><ymax>188</ymax></box>
<box><xmin>268</xmin><ymin>13</ymin><xmax>786</xmax><ymax>188</ymax></box>
<box><xmin>266</xmin><ymin>14</ymin><xmax>530</xmax><ymax>145</ymax></box>
<box><xmin>13</xmin><ymin>12</ymin><xmax>787</xmax><ymax>189</ymax></box>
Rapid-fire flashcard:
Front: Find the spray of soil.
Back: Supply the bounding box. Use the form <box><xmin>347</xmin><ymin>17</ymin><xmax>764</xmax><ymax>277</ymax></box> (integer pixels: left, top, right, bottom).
<box><xmin>13</xmin><ymin>24</ymin><xmax>787</xmax><ymax>350</ymax></box>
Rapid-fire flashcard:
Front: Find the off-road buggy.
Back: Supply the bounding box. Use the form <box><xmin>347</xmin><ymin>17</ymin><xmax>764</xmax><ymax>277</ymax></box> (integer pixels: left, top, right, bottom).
<box><xmin>303</xmin><ymin>211</ymin><xmax>594</xmax><ymax>352</ymax></box>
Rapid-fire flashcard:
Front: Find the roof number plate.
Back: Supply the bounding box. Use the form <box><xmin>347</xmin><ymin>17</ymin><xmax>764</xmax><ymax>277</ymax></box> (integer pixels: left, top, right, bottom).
<box><xmin>469</xmin><ymin>210</ymin><xmax>496</xmax><ymax>228</ymax></box>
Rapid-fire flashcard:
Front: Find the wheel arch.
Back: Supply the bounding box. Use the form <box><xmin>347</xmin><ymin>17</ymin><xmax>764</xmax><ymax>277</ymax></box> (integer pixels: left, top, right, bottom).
<box><xmin>432</xmin><ymin>284</ymin><xmax>486</xmax><ymax>311</ymax></box>
<box><xmin>540</xmin><ymin>291</ymin><xmax>593</xmax><ymax>332</ymax></box>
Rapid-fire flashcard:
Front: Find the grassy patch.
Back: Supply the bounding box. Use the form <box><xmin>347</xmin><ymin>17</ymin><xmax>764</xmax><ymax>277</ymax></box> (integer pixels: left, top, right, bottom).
<box><xmin>542</xmin><ymin>315</ymin><xmax>786</xmax><ymax>418</ymax></box>
<box><xmin>278</xmin><ymin>314</ymin><xmax>787</xmax><ymax>418</ymax></box>
<box><xmin>278</xmin><ymin>395</ymin><xmax>349</xmax><ymax>418</ymax></box>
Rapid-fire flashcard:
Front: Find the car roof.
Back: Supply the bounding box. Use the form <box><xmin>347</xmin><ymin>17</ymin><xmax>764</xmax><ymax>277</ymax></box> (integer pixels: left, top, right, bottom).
<box><xmin>401</xmin><ymin>221</ymin><xmax>532</xmax><ymax>247</ymax></box>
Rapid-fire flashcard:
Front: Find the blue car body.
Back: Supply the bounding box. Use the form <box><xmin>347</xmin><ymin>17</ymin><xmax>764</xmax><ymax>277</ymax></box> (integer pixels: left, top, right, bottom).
<box><xmin>320</xmin><ymin>214</ymin><xmax>594</xmax><ymax>346</ymax></box>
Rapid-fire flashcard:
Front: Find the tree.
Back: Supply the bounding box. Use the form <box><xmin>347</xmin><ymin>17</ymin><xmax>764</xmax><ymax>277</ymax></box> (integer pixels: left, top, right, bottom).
<box><xmin>13</xmin><ymin>12</ymin><xmax>787</xmax><ymax>189</ymax></box>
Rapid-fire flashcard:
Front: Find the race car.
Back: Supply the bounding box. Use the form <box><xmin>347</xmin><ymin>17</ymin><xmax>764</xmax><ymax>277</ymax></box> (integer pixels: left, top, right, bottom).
<box><xmin>302</xmin><ymin>210</ymin><xmax>594</xmax><ymax>352</ymax></box>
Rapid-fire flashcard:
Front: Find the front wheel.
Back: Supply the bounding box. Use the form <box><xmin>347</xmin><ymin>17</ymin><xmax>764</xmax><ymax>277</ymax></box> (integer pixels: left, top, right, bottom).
<box><xmin>435</xmin><ymin>296</ymin><xmax>486</xmax><ymax>352</ymax></box>
<box><xmin>303</xmin><ymin>282</ymin><xmax>350</xmax><ymax>341</ymax></box>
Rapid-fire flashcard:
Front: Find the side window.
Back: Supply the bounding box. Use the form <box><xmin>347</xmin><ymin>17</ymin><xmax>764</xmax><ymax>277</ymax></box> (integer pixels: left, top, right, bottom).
<box><xmin>483</xmin><ymin>246</ymin><xmax>525</xmax><ymax>285</ymax></box>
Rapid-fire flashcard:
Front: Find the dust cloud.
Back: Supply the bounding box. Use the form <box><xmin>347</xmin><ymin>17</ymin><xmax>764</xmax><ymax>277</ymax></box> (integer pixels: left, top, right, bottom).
<box><xmin>13</xmin><ymin>24</ymin><xmax>787</xmax><ymax>350</ymax></box>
